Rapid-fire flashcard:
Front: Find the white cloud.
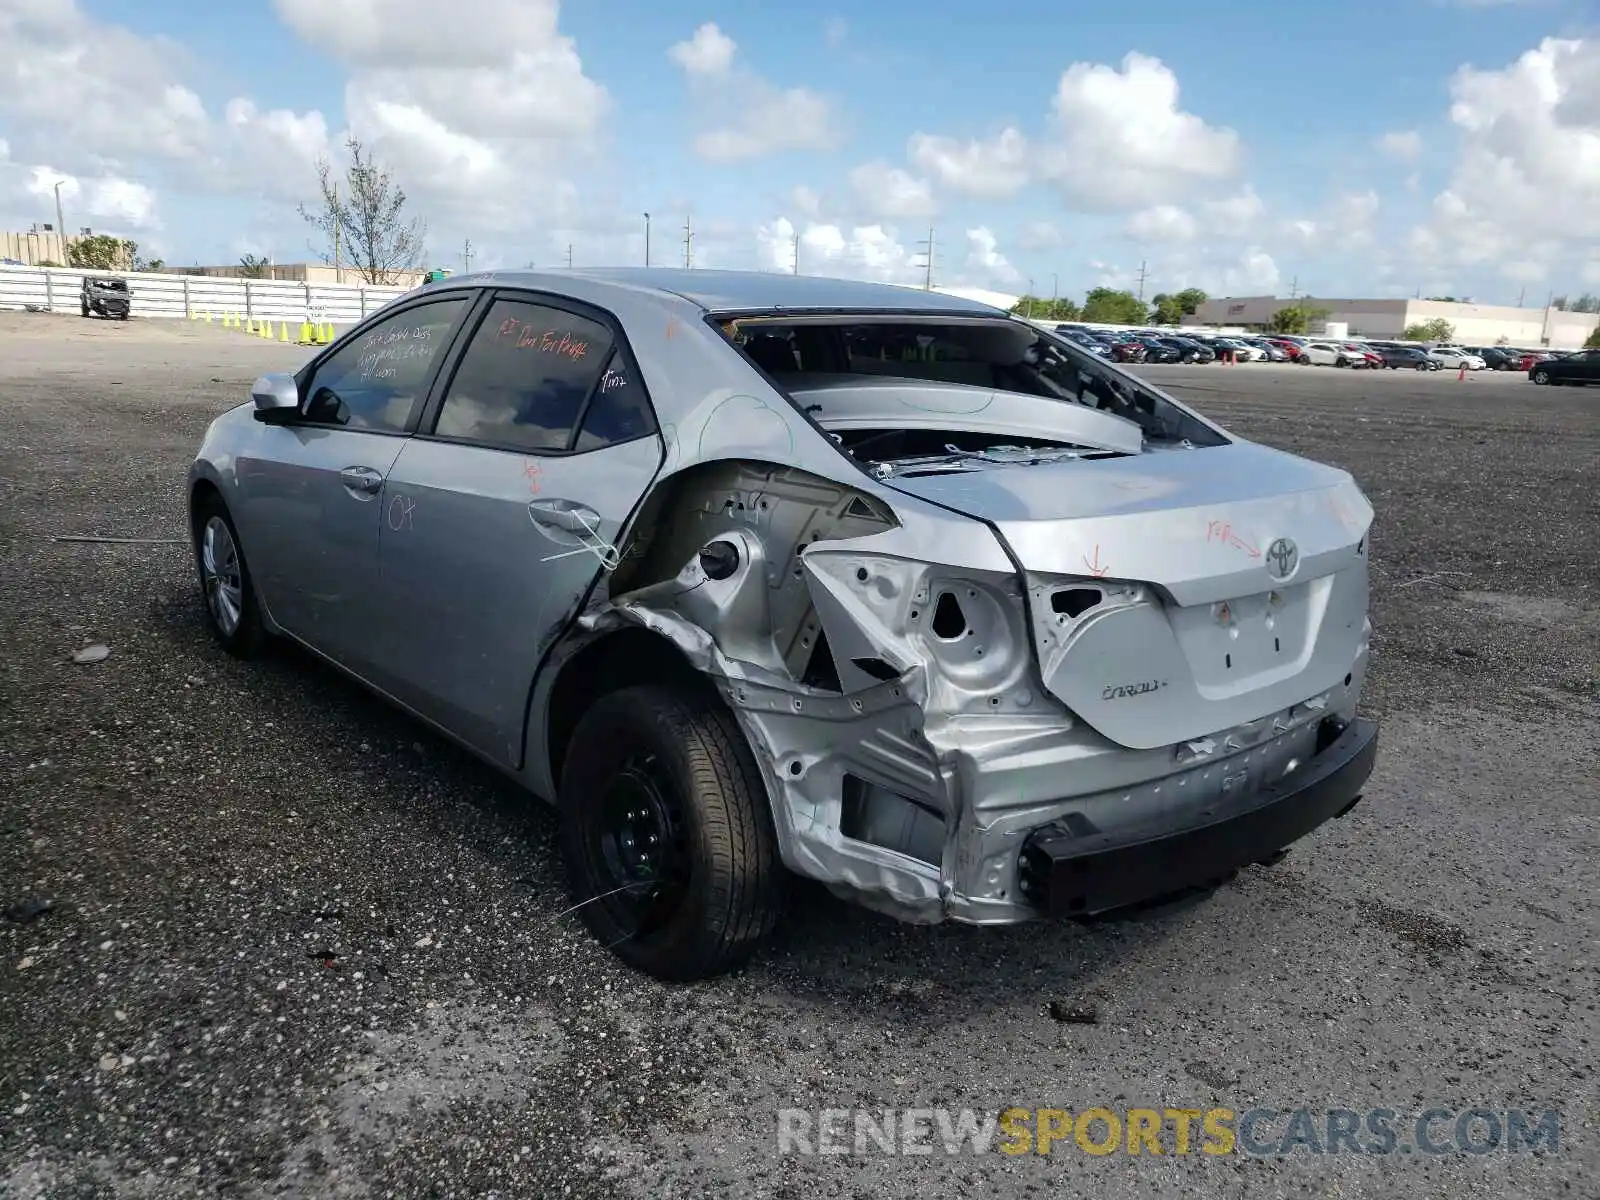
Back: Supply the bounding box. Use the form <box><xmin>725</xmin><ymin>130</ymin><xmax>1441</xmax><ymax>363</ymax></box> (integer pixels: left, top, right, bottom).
<box><xmin>0</xmin><ymin>1</ymin><xmax>209</xmax><ymax>164</ymax></box>
<box><xmin>273</xmin><ymin>0</ymin><xmax>606</xmax><ymax>234</ymax></box>
<box><xmin>671</xmin><ymin>22</ymin><xmax>838</xmax><ymax>161</ymax></box>
<box><xmin>757</xmin><ymin>215</ymin><xmax>919</xmax><ymax>283</ymax></box>
<box><xmin>964</xmin><ymin>226</ymin><xmax>1020</xmax><ymax>285</ymax></box>
<box><xmin>1126</xmin><ymin>204</ymin><xmax>1199</xmax><ymax>242</ymax></box>
<box><xmin>19</xmin><ymin>166</ymin><xmax>158</xmax><ymax>231</ymax></box>
<box><xmin>1378</xmin><ymin>129</ymin><xmax>1423</xmax><ymax>161</ymax></box>
<box><xmin>1406</xmin><ymin>38</ymin><xmax>1600</xmax><ymax>280</ymax></box>
<box><xmin>1220</xmin><ymin>248</ymin><xmax>1281</xmax><ymax>294</ymax></box>
<box><xmin>1201</xmin><ymin>187</ymin><xmax>1266</xmax><ymax>236</ymax></box>
<box><xmin>693</xmin><ymin>88</ymin><xmax>835</xmax><ymax>161</ymax></box>
<box><xmin>824</xmin><ymin>18</ymin><xmax>849</xmax><ymax>50</ymax></box>
<box><xmin>907</xmin><ymin>128</ymin><xmax>1030</xmax><ymax>199</ymax></box>
<box><xmin>1039</xmin><ymin>52</ymin><xmax>1242</xmax><ymax>210</ymax></box>
<box><xmin>791</xmin><ymin>185</ymin><xmax>823</xmax><ymax>217</ymax></box>
<box><xmin>668</xmin><ymin>22</ymin><xmax>736</xmax><ymax>77</ymax></box>
<box><xmin>849</xmin><ymin>161</ymin><xmax>936</xmax><ymax>219</ymax></box>
<box><xmin>1016</xmin><ymin>220</ymin><xmax>1064</xmax><ymax>252</ymax></box>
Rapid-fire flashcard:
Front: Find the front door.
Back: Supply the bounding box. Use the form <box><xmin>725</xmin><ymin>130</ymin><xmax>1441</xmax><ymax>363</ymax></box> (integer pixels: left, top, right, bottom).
<box><xmin>232</xmin><ymin>294</ymin><xmax>471</xmax><ymax>670</ymax></box>
<box><xmin>374</xmin><ymin>292</ymin><xmax>664</xmax><ymax>765</ymax></box>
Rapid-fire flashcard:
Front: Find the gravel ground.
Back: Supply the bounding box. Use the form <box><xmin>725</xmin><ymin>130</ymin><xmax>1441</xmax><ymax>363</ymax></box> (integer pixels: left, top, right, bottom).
<box><xmin>1</xmin><ymin>313</ymin><xmax>1595</xmax><ymax>1199</ymax></box>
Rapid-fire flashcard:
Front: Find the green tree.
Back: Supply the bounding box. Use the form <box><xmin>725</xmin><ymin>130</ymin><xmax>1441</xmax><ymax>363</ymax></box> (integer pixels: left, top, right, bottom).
<box><xmin>299</xmin><ymin>135</ymin><xmax>427</xmax><ymax>285</ymax></box>
<box><xmin>1402</xmin><ymin>317</ymin><xmax>1455</xmax><ymax>342</ymax></box>
<box><xmin>1570</xmin><ymin>293</ymin><xmax>1599</xmax><ymax>314</ymax></box>
<box><xmin>66</xmin><ymin>234</ymin><xmax>134</xmax><ymax>271</ymax></box>
<box><xmin>1584</xmin><ymin>326</ymin><xmax>1600</xmax><ymax>349</ymax></box>
<box><xmin>1081</xmin><ymin>287</ymin><xmax>1148</xmax><ymax>325</ymax></box>
<box><xmin>1010</xmin><ymin>295</ymin><xmax>1082</xmax><ymax>321</ymax></box>
<box><xmin>1268</xmin><ymin>304</ymin><xmax>1330</xmax><ymax>334</ymax></box>
<box><xmin>1148</xmin><ymin>288</ymin><xmax>1207</xmax><ymax>325</ymax></box>
<box><xmin>238</xmin><ymin>253</ymin><xmax>272</xmax><ymax>278</ymax></box>
<box><xmin>132</xmin><ymin>249</ymin><xmax>164</xmax><ymax>272</ymax></box>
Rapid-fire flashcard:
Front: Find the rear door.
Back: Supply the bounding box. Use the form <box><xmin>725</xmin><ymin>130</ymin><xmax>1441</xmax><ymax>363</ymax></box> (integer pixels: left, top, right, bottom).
<box><xmin>372</xmin><ymin>290</ymin><xmax>664</xmax><ymax>766</ymax></box>
<box><xmin>232</xmin><ymin>292</ymin><xmax>472</xmax><ymax>668</ymax></box>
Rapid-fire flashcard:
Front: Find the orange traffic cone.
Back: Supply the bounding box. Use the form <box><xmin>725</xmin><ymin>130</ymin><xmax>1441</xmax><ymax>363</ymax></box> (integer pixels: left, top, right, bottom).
<box><xmin>1457</xmin><ymin>365</ymin><xmax>1465</xmax><ymax>382</ymax></box>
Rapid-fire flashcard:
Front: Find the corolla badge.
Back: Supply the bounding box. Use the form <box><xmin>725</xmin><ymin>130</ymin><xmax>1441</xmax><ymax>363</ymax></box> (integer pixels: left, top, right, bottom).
<box><xmin>1265</xmin><ymin>537</ymin><xmax>1299</xmax><ymax>580</ymax></box>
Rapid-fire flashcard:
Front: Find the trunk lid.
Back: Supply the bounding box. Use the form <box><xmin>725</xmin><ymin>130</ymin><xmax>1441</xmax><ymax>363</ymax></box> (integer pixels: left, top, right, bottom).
<box><xmin>886</xmin><ymin>441</ymin><xmax>1373</xmax><ymax>750</ymax></box>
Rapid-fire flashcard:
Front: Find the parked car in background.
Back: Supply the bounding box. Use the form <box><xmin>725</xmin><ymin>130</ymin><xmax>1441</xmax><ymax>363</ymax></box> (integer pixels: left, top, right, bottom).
<box><xmin>1464</xmin><ymin>346</ymin><xmax>1519</xmax><ymax>370</ymax></box>
<box><xmin>1133</xmin><ymin>337</ymin><xmax>1183</xmax><ymax>364</ymax></box>
<box><xmin>81</xmin><ymin>275</ymin><xmax>131</xmax><ymax>320</ymax></box>
<box><xmin>1264</xmin><ymin>337</ymin><xmax>1308</xmax><ymax>362</ymax></box>
<box><xmin>1239</xmin><ymin>337</ymin><xmax>1289</xmax><ymax>362</ymax></box>
<box><xmin>1512</xmin><ymin>349</ymin><xmax>1555</xmax><ymax>371</ymax></box>
<box><xmin>1377</xmin><ymin>345</ymin><xmax>1442</xmax><ymax>371</ymax></box>
<box><xmin>1302</xmin><ymin>341</ymin><xmax>1343</xmax><ymax>366</ymax></box>
<box><xmin>186</xmin><ymin>268</ymin><xmax>1380</xmax><ymax>980</ymax></box>
<box><xmin>1344</xmin><ymin>344</ymin><xmax>1384</xmax><ymax>369</ymax></box>
<box><xmin>1101</xmin><ymin>335</ymin><xmax>1147</xmax><ymax>363</ymax></box>
<box><xmin>1057</xmin><ymin>328</ymin><xmax>1112</xmax><ymax>358</ymax></box>
<box><xmin>1209</xmin><ymin>337</ymin><xmax>1267</xmax><ymax>362</ymax></box>
<box><xmin>1160</xmin><ymin>337</ymin><xmax>1216</xmax><ymax>363</ymax></box>
<box><xmin>1427</xmin><ymin>346</ymin><xmax>1486</xmax><ymax>370</ymax></box>
<box><xmin>1529</xmin><ymin>348</ymin><xmax>1600</xmax><ymax>385</ymax></box>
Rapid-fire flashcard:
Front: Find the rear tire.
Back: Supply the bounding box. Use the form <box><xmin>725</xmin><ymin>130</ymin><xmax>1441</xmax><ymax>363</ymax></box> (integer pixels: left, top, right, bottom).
<box><xmin>1532</xmin><ymin>368</ymin><xmax>1551</xmax><ymax>385</ymax></box>
<box><xmin>558</xmin><ymin>685</ymin><xmax>785</xmax><ymax>981</ymax></box>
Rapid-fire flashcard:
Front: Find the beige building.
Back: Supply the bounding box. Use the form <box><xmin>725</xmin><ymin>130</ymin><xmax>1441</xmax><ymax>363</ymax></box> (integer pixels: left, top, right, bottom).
<box><xmin>1192</xmin><ymin>295</ymin><xmax>1598</xmax><ymax>349</ymax></box>
<box><xmin>2</xmin><ymin>227</ymin><xmax>73</xmax><ymax>265</ymax></box>
<box><xmin>177</xmin><ymin>261</ymin><xmax>429</xmax><ymax>287</ymax></box>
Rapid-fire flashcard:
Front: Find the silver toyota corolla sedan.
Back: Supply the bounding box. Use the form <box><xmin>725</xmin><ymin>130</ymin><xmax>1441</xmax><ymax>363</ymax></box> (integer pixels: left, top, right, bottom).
<box><xmin>187</xmin><ymin>269</ymin><xmax>1380</xmax><ymax>981</ymax></box>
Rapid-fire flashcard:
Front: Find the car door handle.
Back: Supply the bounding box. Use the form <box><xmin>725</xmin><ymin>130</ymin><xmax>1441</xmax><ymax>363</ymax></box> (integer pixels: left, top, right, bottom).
<box><xmin>339</xmin><ymin>466</ymin><xmax>384</xmax><ymax>495</ymax></box>
<box><xmin>527</xmin><ymin>499</ymin><xmax>602</xmax><ymax>534</ymax></box>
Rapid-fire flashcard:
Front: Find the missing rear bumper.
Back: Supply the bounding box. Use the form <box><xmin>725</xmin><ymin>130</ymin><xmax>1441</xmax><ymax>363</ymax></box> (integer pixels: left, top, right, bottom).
<box><xmin>1016</xmin><ymin>715</ymin><xmax>1378</xmax><ymax>918</ymax></box>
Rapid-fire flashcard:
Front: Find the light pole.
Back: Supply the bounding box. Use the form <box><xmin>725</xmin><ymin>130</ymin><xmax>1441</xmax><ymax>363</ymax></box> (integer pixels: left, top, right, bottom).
<box><xmin>1027</xmin><ymin>277</ymin><xmax>1034</xmax><ymax>318</ymax></box>
<box><xmin>53</xmin><ymin>181</ymin><xmax>67</xmax><ymax>260</ymax></box>
<box><xmin>643</xmin><ymin>213</ymin><xmax>651</xmax><ymax>267</ymax></box>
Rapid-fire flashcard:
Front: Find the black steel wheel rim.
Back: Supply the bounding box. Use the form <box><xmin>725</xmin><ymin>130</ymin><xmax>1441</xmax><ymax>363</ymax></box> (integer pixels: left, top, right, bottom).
<box><xmin>588</xmin><ymin>752</ymin><xmax>691</xmax><ymax>936</ymax></box>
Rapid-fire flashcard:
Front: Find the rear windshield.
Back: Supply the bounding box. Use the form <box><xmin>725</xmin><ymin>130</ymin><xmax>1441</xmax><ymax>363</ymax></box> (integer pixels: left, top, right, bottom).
<box><xmin>720</xmin><ymin>314</ymin><xmax>1226</xmax><ymax>448</ymax></box>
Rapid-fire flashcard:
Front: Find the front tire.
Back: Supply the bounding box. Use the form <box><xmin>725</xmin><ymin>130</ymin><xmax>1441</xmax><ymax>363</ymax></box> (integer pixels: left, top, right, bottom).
<box><xmin>559</xmin><ymin>685</ymin><xmax>785</xmax><ymax>981</ymax></box>
<box><xmin>192</xmin><ymin>494</ymin><xmax>266</xmax><ymax>658</ymax></box>
<box><xmin>1532</xmin><ymin>368</ymin><xmax>1551</xmax><ymax>385</ymax></box>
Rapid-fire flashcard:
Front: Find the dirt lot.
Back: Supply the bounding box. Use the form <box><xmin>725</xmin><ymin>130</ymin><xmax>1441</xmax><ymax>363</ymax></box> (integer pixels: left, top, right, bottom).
<box><xmin>1</xmin><ymin>312</ymin><xmax>1595</xmax><ymax>1198</ymax></box>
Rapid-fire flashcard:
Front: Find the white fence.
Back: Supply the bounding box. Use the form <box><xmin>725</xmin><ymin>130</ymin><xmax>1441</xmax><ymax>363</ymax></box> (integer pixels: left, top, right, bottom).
<box><xmin>0</xmin><ymin>264</ymin><xmax>409</xmax><ymax>324</ymax></box>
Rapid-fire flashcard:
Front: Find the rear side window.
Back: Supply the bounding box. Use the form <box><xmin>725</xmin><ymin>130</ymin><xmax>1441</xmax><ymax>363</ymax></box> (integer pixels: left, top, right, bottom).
<box><xmin>573</xmin><ymin>350</ymin><xmax>658</xmax><ymax>451</ymax></box>
<box><xmin>302</xmin><ymin>298</ymin><xmax>467</xmax><ymax>432</ymax></box>
<box><xmin>433</xmin><ymin>299</ymin><xmax>614</xmax><ymax>452</ymax></box>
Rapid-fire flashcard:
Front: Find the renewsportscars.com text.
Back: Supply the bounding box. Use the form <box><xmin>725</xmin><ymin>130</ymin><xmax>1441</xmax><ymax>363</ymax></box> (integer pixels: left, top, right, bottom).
<box><xmin>776</xmin><ymin>1106</ymin><xmax>1562</xmax><ymax>1157</ymax></box>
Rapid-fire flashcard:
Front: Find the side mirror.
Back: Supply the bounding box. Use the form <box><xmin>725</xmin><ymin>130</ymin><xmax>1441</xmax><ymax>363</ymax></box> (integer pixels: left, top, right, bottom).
<box><xmin>251</xmin><ymin>373</ymin><xmax>300</xmax><ymax>423</ymax></box>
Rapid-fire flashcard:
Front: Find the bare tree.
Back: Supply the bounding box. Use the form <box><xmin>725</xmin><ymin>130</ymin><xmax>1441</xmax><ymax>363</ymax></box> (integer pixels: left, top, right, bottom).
<box><xmin>298</xmin><ymin>136</ymin><xmax>426</xmax><ymax>285</ymax></box>
<box><xmin>238</xmin><ymin>253</ymin><xmax>271</xmax><ymax>278</ymax></box>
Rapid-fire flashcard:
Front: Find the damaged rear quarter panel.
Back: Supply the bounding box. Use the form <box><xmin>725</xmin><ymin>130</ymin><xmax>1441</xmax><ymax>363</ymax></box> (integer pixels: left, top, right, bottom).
<box><xmin>518</xmin><ymin>284</ymin><xmax>1373</xmax><ymax>925</ymax></box>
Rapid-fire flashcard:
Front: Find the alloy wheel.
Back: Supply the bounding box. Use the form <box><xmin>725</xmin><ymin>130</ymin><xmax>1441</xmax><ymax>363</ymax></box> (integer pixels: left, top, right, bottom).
<box><xmin>200</xmin><ymin>515</ymin><xmax>244</xmax><ymax>636</ymax></box>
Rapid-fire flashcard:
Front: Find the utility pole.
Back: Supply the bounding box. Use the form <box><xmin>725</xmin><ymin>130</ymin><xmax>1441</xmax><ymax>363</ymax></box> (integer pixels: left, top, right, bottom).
<box><xmin>1051</xmin><ymin>273</ymin><xmax>1058</xmax><ymax>309</ymax></box>
<box><xmin>53</xmin><ymin>181</ymin><xmax>67</xmax><ymax>261</ymax></box>
<box><xmin>792</xmin><ymin>230</ymin><xmax>800</xmax><ymax>275</ymax></box>
<box><xmin>916</xmin><ymin>226</ymin><xmax>935</xmax><ymax>290</ymax></box>
<box><xmin>643</xmin><ymin>213</ymin><xmax>651</xmax><ymax>267</ymax></box>
<box><xmin>1027</xmin><ymin>277</ymin><xmax>1035</xmax><ymax>317</ymax></box>
<box><xmin>1288</xmin><ymin>275</ymin><xmax>1299</xmax><ymax>301</ymax></box>
<box><xmin>1135</xmin><ymin>260</ymin><xmax>1150</xmax><ymax>302</ymax></box>
<box><xmin>461</xmin><ymin>238</ymin><xmax>473</xmax><ymax>273</ymax></box>
<box><xmin>683</xmin><ymin>213</ymin><xmax>694</xmax><ymax>268</ymax></box>
<box><xmin>1516</xmin><ymin>286</ymin><xmax>1525</xmax><ymax>308</ymax></box>
<box><xmin>566</xmin><ymin>243</ymin><xmax>574</xmax><ymax>269</ymax></box>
